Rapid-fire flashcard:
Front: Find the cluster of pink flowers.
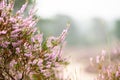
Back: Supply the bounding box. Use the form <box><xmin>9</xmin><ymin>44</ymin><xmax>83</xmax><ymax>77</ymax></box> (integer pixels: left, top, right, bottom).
<box><xmin>90</xmin><ymin>49</ymin><xmax>120</xmax><ymax>80</ymax></box>
<box><xmin>0</xmin><ymin>0</ymin><xmax>69</xmax><ymax>80</ymax></box>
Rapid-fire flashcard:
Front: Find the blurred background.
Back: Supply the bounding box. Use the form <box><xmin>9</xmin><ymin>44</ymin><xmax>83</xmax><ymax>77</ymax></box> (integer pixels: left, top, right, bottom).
<box><xmin>15</xmin><ymin>0</ymin><xmax>120</xmax><ymax>79</ymax></box>
<box><xmin>35</xmin><ymin>0</ymin><xmax>120</xmax><ymax>47</ymax></box>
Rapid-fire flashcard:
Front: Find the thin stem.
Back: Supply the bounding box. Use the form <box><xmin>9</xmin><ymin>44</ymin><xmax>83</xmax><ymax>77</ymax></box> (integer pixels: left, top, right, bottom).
<box><xmin>0</xmin><ymin>73</ymin><xmax>5</xmax><ymax>80</ymax></box>
<box><xmin>5</xmin><ymin>69</ymin><xmax>15</xmax><ymax>80</ymax></box>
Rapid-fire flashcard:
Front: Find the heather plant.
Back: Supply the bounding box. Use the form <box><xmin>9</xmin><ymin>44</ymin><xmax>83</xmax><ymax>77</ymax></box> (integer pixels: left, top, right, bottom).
<box><xmin>0</xmin><ymin>0</ymin><xmax>69</xmax><ymax>80</ymax></box>
<box><xmin>90</xmin><ymin>49</ymin><xmax>120</xmax><ymax>80</ymax></box>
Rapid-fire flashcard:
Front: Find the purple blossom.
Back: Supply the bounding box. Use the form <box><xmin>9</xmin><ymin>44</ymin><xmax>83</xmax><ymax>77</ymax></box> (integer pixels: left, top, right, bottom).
<box><xmin>37</xmin><ymin>59</ymin><xmax>43</xmax><ymax>67</ymax></box>
<box><xmin>12</xmin><ymin>40</ymin><xmax>23</xmax><ymax>47</ymax></box>
<box><xmin>24</xmin><ymin>53</ymin><xmax>32</xmax><ymax>57</ymax></box>
<box><xmin>11</xmin><ymin>29</ymin><xmax>22</xmax><ymax>35</ymax></box>
<box><xmin>10</xmin><ymin>34</ymin><xmax>18</xmax><ymax>38</ymax></box>
<box><xmin>16</xmin><ymin>1</ymin><xmax>28</xmax><ymax>15</ymax></box>
<box><xmin>0</xmin><ymin>41</ymin><xmax>10</xmax><ymax>48</ymax></box>
<box><xmin>16</xmin><ymin>48</ymin><xmax>20</xmax><ymax>53</ymax></box>
<box><xmin>47</xmin><ymin>36</ymin><xmax>58</xmax><ymax>48</ymax></box>
<box><xmin>0</xmin><ymin>30</ymin><xmax>7</xmax><ymax>35</ymax></box>
<box><xmin>58</xmin><ymin>24</ymin><xmax>69</xmax><ymax>43</ymax></box>
<box><xmin>9</xmin><ymin>18</ymin><xmax>16</xmax><ymax>23</ymax></box>
<box><xmin>10</xmin><ymin>60</ymin><xmax>17</xmax><ymax>67</ymax></box>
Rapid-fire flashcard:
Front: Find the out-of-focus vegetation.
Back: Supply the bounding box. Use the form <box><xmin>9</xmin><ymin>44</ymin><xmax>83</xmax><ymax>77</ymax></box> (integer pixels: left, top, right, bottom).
<box><xmin>36</xmin><ymin>15</ymin><xmax>120</xmax><ymax>47</ymax></box>
<box><xmin>90</xmin><ymin>47</ymin><xmax>120</xmax><ymax>80</ymax></box>
<box><xmin>37</xmin><ymin>15</ymin><xmax>81</xmax><ymax>46</ymax></box>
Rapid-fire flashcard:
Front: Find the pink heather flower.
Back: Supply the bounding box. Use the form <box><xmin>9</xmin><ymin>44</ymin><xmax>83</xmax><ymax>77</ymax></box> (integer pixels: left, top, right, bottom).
<box><xmin>7</xmin><ymin>0</ymin><xmax>14</xmax><ymax>9</ymax></box>
<box><xmin>24</xmin><ymin>53</ymin><xmax>32</xmax><ymax>57</ymax></box>
<box><xmin>1</xmin><ymin>42</ymin><xmax>8</xmax><ymax>48</ymax></box>
<box><xmin>32</xmin><ymin>59</ymin><xmax>38</xmax><ymax>65</ymax></box>
<box><xmin>58</xmin><ymin>24</ymin><xmax>69</xmax><ymax>43</ymax></box>
<box><xmin>10</xmin><ymin>34</ymin><xmax>18</xmax><ymax>38</ymax></box>
<box><xmin>0</xmin><ymin>30</ymin><xmax>7</xmax><ymax>35</ymax></box>
<box><xmin>16</xmin><ymin>1</ymin><xmax>28</xmax><ymax>15</ymax></box>
<box><xmin>59</xmin><ymin>29</ymin><xmax>68</xmax><ymax>42</ymax></box>
<box><xmin>17</xmin><ymin>16</ymin><xmax>23</xmax><ymax>20</ymax></box>
<box><xmin>31</xmin><ymin>37</ymin><xmax>35</xmax><ymax>42</ymax></box>
<box><xmin>44</xmin><ymin>53</ymin><xmax>50</xmax><ymax>57</ymax></box>
<box><xmin>22</xmin><ymin>20</ymin><xmax>32</xmax><ymax>27</ymax></box>
<box><xmin>32</xmin><ymin>27</ymin><xmax>37</xmax><ymax>34</ymax></box>
<box><xmin>46</xmin><ymin>64</ymin><xmax>51</xmax><ymax>68</ymax></box>
<box><xmin>49</xmin><ymin>53</ymin><xmax>57</xmax><ymax>60</ymax></box>
<box><xmin>40</xmin><ymin>70</ymin><xmax>46</xmax><ymax>73</ymax></box>
<box><xmin>12</xmin><ymin>40</ymin><xmax>23</xmax><ymax>47</ymax></box>
<box><xmin>9</xmin><ymin>18</ymin><xmax>16</xmax><ymax>23</ymax></box>
<box><xmin>18</xmin><ymin>73</ymin><xmax>22</xmax><ymax>79</ymax></box>
<box><xmin>10</xmin><ymin>60</ymin><xmax>17</xmax><ymax>67</ymax></box>
<box><xmin>47</xmin><ymin>36</ymin><xmax>58</xmax><ymax>48</ymax></box>
<box><xmin>37</xmin><ymin>59</ymin><xmax>43</xmax><ymax>66</ymax></box>
<box><xmin>34</xmin><ymin>34</ymin><xmax>43</xmax><ymax>44</ymax></box>
<box><xmin>11</xmin><ymin>28</ymin><xmax>22</xmax><ymax>35</ymax></box>
<box><xmin>4</xmin><ymin>41</ymin><xmax>10</xmax><ymax>45</ymax></box>
<box><xmin>46</xmin><ymin>62</ymin><xmax>52</xmax><ymax>65</ymax></box>
<box><xmin>12</xmin><ymin>25</ymin><xmax>19</xmax><ymax>29</ymax></box>
<box><xmin>23</xmin><ymin>15</ymin><xmax>33</xmax><ymax>23</ymax></box>
<box><xmin>16</xmin><ymin>48</ymin><xmax>20</xmax><ymax>53</ymax></box>
<box><xmin>1</xmin><ymin>41</ymin><xmax>10</xmax><ymax>48</ymax></box>
<box><xmin>29</xmin><ymin>21</ymin><xmax>36</xmax><ymax>27</ymax></box>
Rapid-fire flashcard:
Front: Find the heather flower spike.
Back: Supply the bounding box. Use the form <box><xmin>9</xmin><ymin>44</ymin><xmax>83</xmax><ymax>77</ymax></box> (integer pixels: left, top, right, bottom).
<box><xmin>58</xmin><ymin>23</ymin><xmax>70</xmax><ymax>43</ymax></box>
<box><xmin>0</xmin><ymin>0</ymin><xmax>69</xmax><ymax>80</ymax></box>
<box><xmin>16</xmin><ymin>0</ymin><xmax>28</xmax><ymax>15</ymax></box>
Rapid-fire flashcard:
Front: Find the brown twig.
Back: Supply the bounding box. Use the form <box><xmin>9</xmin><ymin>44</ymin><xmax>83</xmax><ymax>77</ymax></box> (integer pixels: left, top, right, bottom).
<box><xmin>5</xmin><ymin>69</ymin><xmax>15</xmax><ymax>80</ymax></box>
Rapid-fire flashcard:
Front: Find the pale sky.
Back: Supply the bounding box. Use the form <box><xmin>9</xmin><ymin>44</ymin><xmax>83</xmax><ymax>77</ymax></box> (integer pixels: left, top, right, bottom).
<box><xmin>36</xmin><ymin>0</ymin><xmax>120</xmax><ymax>20</ymax></box>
